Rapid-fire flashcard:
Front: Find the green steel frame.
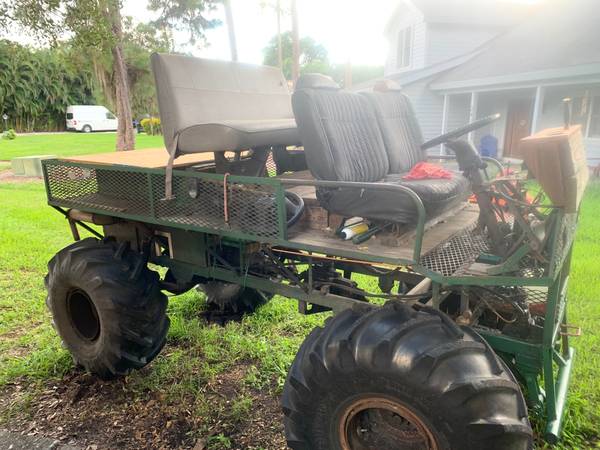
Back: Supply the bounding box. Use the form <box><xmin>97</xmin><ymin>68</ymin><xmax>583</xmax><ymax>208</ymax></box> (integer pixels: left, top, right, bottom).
<box><xmin>41</xmin><ymin>159</ymin><xmax>578</xmax><ymax>443</ymax></box>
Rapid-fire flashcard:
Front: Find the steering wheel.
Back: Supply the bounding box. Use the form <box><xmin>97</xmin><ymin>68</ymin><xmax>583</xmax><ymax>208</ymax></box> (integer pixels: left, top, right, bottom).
<box><xmin>421</xmin><ymin>113</ymin><xmax>501</xmax><ymax>150</ymax></box>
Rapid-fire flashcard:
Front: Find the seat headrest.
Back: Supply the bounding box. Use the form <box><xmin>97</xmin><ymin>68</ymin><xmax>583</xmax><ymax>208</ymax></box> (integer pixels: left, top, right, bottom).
<box><xmin>373</xmin><ymin>79</ymin><xmax>402</xmax><ymax>93</ymax></box>
<box><xmin>295</xmin><ymin>73</ymin><xmax>340</xmax><ymax>91</ymax></box>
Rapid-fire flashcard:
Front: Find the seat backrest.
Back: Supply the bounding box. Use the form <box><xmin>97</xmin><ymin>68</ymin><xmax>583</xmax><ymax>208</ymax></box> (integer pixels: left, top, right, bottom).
<box><xmin>292</xmin><ymin>74</ymin><xmax>389</xmax><ymax>182</ymax></box>
<box><xmin>362</xmin><ymin>81</ymin><xmax>425</xmax><ymax>173</ymax></box>
<box><xmin>151</xmin><ymin>53</ymin><xmax>293</xmax><ymax>153</ymax></box>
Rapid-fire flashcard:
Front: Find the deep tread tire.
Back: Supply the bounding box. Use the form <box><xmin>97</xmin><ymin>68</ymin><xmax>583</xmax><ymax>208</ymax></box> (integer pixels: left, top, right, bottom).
<box><xmin>199</xmin><ymin>281</ymin><xmax>270</xmax><ymax>314</ymax></box>
<box><xmin>282</xmin><ymin>303</ymin><xmax>533</xmax><ymax>450</ymax></box>
<box><xmin>45</xmin><ymin>238</ymin><xmax>169</xmax><ymax>379</ymax></box>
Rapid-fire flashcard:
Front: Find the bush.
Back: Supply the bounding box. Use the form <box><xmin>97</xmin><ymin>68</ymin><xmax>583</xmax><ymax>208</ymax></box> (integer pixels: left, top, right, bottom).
<box><xmin>140</xmin><ymin>117</ymin><xmax>161</xmax><ymax>135</ymax></box>
<box><xmin>2</xmin><ymin>129</ymin><xmax>16</xmax><ymax>140</ymax></box>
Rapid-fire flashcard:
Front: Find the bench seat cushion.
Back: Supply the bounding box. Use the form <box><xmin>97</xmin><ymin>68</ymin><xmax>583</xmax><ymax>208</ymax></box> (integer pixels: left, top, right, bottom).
<box><xmin>316</xmin><ymin>171</ymin><xmax>469</xmax><ymax>223</ymax></box>
<box><xmin>177</xmin><ymin>119</ymin><xmax>299</xmax><ymax>153</ymax></box>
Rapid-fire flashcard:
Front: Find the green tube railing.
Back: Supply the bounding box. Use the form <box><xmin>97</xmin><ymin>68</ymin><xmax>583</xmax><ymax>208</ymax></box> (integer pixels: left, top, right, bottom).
<box><xmin>279</xmin><ymin>178</ymin><xmax>427</xmax><ymax>262</ymax></box>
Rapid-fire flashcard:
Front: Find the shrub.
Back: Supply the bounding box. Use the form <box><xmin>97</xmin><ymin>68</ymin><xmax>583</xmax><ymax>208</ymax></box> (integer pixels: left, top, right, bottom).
<box><xmin>2</xmin><ymin>129</ymin><xmax>16</xmax><ymax>140</ymax></box>
<box><xmin>140</xmin><ymin>117</ymin><xmax>162</xmax><ymax>135</ymax></box>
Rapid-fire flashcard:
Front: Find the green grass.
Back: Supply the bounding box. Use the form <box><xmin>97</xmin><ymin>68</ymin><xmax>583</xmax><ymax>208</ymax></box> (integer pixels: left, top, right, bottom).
<box><xmin>1</xmin><ymin>180</ymin><xmax>600</xmax><ymax>448</ymax></box>
<box><xmin>0</xmin><ymin>132</ymin><xmax>164</xmax><ymax>160</ymax></box>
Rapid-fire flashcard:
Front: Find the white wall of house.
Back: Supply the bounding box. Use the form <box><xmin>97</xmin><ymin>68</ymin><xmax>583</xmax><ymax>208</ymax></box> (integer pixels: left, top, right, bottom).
<box><xmin>425</xmin><ymin>24</ymin><xmax>502</xmax><ymax>67</ymax></box>
<box><xmin>536</xmin><ymin>84</ymin><xmax>600</xmax><ymax>161</ymax></box>
<box><xmin>401</xmin><ymin>79</ymin><xmax>443</xmax><ymax>142</ymax></box>
<box><xmin>400</xmin><ymin>80</ymin><xmax>474</xmax><ymax>155</ymax></box>
<box><xmin>440</xmin><ymin>84</ymin><xmax>600</xmax><ymax>162</ymax></box>
<box><xmin>384</xmin><ymin>7</ymin><xmax>426</xmax><ymax>75</ymax></box>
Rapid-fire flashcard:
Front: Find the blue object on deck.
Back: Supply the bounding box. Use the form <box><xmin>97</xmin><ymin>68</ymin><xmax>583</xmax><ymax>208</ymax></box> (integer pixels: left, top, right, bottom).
<box><xmin>479</xmin><ymin>134</ymin><xmax>498</xmax><ymax>158</ymax></box>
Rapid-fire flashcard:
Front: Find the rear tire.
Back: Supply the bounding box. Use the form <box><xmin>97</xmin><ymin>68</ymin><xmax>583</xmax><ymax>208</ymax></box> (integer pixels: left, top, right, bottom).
<box><xmin>282</xmin><ymin>303</ymin><xmax>532</xmax><ymax>450</ymax></box>
<box><xmin>45</xmin><ymin>238</ymin><xmax>169</xmax><ymax>380</ymax></box>
<box><xmin>81</xmin><ymin>124</ymin><xmax>92</xmax><ymax>133</ymax></box>
<box><xmin>199</xmin><ymin>281</ymin><xmax>270</xmax><ymax>314</ymax></box>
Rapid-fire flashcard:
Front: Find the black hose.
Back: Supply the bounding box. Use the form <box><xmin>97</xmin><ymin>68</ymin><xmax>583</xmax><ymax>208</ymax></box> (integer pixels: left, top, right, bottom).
<box><xmin>285</xmin><ymin>191</ymin><xmax>305</xmax><ymax>227</ymax></box>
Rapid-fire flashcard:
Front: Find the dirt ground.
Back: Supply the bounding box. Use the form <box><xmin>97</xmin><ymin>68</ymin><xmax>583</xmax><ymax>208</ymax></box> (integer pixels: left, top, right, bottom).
<box><xmin>0</xmin><ymin>168</ymin><xmax>42</xmax><ymax>184</ymax></box>
<box><xmin>0</xmin><ymin>362</ymin><xmax>287</xmax><ymax>450</ymax></box>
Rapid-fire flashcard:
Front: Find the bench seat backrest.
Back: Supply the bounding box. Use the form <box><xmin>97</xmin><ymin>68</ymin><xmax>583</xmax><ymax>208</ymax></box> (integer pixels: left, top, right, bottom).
<box><xmin>151</xmin><ymin>53</ymin><xmax>294</xmax><ymax>154</ymax></box>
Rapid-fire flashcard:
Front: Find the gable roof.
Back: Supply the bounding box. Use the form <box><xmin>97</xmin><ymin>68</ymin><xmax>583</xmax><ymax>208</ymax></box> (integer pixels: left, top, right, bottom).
<box><xmin>351</xmin><ymin>50</ymin><xmax>477</xmax><ymax>92</ymax></box>
<box><xmin>385</xmin><ymin>0</ymin><xmax>536</xmax><ymax>33</ymax></box>
<box><xmin>430</xmin><ymin>0</ymin><xmax>600</xmax><ymax>91</ymax></box>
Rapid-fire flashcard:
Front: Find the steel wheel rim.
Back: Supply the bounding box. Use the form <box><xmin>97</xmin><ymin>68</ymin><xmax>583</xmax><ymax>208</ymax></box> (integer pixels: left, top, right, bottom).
<box><xmin>338</xmin><ymin>396</ymin><xmax>439</xmax><ymax>450</ymax></box>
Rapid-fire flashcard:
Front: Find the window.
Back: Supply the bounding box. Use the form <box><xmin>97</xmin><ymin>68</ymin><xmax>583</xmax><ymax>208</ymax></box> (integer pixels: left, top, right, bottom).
<box><xmin>569</xmin><ymin>94</ymin><xmax>600</xmax><ymax>138</ymax></box>
<box><xmin>570</xmin><ymin>96</ymin><xmax>588</xmax><ymax>128</ymax></box>
<box><xmin>106</xmin><ymin>112</ymin><xmax>116</xmax><ymax>120</ymax></box>
<box><xmin>588</xmin><ymin>96</ymin><xmax>600</xmax><ymax>138</ymax></box>
<box><xmin>66</xmin><ymin>113</ymin><xmax>73</xmax><ymax>119</ymax></box>
<box><xmin>396</xmin><ymin>27</ymin><xmax>413</xmax><ymax>69</ymax></box>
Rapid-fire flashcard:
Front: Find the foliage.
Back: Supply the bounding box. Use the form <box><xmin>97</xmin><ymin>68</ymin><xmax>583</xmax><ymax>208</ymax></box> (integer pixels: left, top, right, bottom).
<box><xmin>329</xmin><ymin>64</ymin><xmax>385</xmax><ymax>87</ymax></box>
<box><xmin>140</xmin><ymin>117</ymin><xmax>162</xmax><ymax>135</ymax></box>
<box><xmin>262</xmin><ymin>31</ymin><xmax>383</xmax><ymax>87</ymax></box>
<box><xmin>2</xmin><ymin>129</ymin><xmax>16</xmax><ymax>140</ymax></box>
<box><xmin>0</xmin><ymin>24</ymin><xmax>172</xmax><ymax>132</ymax></box>
<box><xmin>263</xmin><ymin>30</ymin><xmax>328</xmax><ymax>80</ymax></box>
<box><xmin>122</xmin><ymin>21</ymin><xmax>173</xmax><ymax>119</ymax></box>
<box><xmin>0</xmin><ymin>40</ymin><xmax>95</xmax><ymax>132</ymax></box>
<box><xmin>147</xmin><ymin>0</ymin><xmax>221</xmax><ymax>46</ymax></box>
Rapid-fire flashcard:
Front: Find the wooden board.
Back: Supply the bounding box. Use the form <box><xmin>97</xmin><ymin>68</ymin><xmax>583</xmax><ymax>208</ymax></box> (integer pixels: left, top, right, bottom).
<box><xmin>287</xmin><ymin>203</ymin><xmax>480</xmax><ymax>263</ymax></box>
<box><xmin>63</xmin><ymin>148</ymin><xmax>216</xmax><ymax>169</ymax></box>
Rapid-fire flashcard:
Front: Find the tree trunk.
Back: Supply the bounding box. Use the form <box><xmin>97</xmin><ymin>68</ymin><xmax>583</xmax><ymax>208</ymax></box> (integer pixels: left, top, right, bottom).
<box><xmin>107</xmin><ymin>1</ymin><xmax>135</xmax><ymax>151</ymax></box>
<box><xmin>291</xmin><ymin>0</ymin><xmax>300</xmax><ymax>85</ymax></box>
<box><xmin>276</xmin><ymin>0</ymin><xmax>283</xmax><ymax>69</ymax></box>
<box><xmin>224</xmin><ymin>0</ymin><xmax>238</xmax><ymax>61</ymax></box>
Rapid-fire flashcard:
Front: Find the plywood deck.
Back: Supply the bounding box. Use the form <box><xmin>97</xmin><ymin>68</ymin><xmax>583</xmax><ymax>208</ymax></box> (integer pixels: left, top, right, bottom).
<box><xmin>63</xmin><ymin>148</ymin><xmax>216</xmax><ymax>169</ymax></box>
<box><xmin>287</xmin><ymin>203</ymin><xmax>480</xmax><ymax>263</ymax></box>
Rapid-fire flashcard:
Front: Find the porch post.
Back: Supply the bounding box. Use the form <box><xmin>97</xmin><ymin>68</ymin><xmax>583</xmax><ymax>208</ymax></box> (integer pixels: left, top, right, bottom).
<box><xmin>531</xmin><ymin>85</ymin><xmax>545</xmax><ymax>134</ymax></box>
<box><xmin>440</xmin><ymin>94</ymin><xmax>449</xmax><ymax>155</ymax></box>
<box><xmin>468</xmin><ymin>91</ymin><xmax>478</xmax><ymax>144</ymax></box>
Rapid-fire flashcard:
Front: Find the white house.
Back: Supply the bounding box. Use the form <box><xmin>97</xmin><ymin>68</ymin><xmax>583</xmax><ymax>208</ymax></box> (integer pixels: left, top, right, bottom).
<box><xmin>359</xmin><ymin>0</ymin><xmax>600</xmax><ymax>162</ymax></box>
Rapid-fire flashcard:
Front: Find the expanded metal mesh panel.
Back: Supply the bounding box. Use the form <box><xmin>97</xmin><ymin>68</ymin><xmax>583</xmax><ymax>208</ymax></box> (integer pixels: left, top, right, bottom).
<box><xmin>420</xmin><ymin>222</ymin><xmax>489</xmax><ymax>276</ymax></box>
<box><xmin>151</xmin><ymin>174</ymin><xmax>280</xmax><ymax>238</ymax></box>
<box><xmin>44</xmin><ymin>162</ymin><xmax>282</xmax><ymax>239</ymax></box>
<box><xmin>45</xmin><ymin>163</ymin><xmax>151</xmax><ymax>215</ymax></box>
<box><xmin>550</xmin><ymin>213</ymin><xmax>577</xmax><ymax>277</ymax></box>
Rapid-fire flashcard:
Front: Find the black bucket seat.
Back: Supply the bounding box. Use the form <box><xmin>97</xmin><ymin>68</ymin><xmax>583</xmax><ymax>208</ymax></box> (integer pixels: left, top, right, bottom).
<box><xmin>292</xmin><ymin>74</ymin><xmax>469</xmax><ymax>223</ymax></box>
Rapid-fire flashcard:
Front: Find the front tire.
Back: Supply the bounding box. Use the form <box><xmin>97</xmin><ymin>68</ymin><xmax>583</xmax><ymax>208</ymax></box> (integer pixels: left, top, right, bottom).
<box><xmin>282</xmin><ymin>303</ymin><xmax>532</xmax><ymax>450</ymax></box>
<box><xmin>45</xmin><ymin>238</ymin><xmax>169</xmax><ymax>379</ymax></box>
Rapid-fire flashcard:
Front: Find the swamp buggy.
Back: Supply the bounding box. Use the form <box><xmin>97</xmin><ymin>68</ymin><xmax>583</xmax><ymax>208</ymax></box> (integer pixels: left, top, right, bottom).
<box><xmin>42</xmin><ymin>54</ymin><xmax>589</xmax><ymax>449</ymax></box>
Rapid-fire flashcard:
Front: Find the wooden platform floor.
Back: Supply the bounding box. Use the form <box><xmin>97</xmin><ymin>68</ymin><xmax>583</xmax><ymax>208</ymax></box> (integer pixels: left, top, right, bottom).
<box><xmin>64</xmin><ymin>148</ymin><xmax>216</xmax><ymax>169</ymax></box>
<box><xmin>287</xmin><ymin>203</ymin><xmax>480</xmax><ymax>263</ymax></box>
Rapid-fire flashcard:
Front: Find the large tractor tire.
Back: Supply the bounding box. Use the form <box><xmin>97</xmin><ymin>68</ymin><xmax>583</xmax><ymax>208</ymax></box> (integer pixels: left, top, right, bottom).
<box><xmin>282</xmin><ymin>302</ymin><xmax>532</xmax><ymax>450</ymax></box>
<box><xmin>45</xmin><ymin>238</ymin><xmax>169</xmax><ymax>380</ymax></box>
<box><xmin>199</xmin><ymin>281</ymin><xmax>271</xmax><ymax>314</ymax></box>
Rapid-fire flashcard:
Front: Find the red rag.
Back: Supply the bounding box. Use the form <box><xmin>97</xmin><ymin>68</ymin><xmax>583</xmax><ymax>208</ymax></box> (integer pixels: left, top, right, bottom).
<box><xmin>402</xmin><ymin>162</ymin><xmax>453</xmax><ymax>181</ymax></box>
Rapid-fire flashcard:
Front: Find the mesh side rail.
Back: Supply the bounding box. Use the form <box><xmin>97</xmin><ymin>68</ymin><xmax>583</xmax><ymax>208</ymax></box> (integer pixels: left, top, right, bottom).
<box><xmin>419</xmin><ymin>221</ymin><xmax>489</xmax><ymax>277</ymax></box>
<box><xmin>43</xmin><ymin>161</ymin><xmax>284</xmax><ymax>240</ymax></box>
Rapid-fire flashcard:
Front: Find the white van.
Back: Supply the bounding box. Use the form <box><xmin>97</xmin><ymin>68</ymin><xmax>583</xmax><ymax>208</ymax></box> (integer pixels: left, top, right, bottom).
<box><xmin>66</xmin><ymin>105</ymin><xmax>118</xmax><ymax>132</ymax></box>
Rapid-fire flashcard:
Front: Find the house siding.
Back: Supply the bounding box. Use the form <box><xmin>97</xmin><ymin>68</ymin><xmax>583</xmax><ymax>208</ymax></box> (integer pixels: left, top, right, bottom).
<box><xmin>384</xmin><ymin>8</ymin><xmax>427</xmax><ymax>76</ymax></box>
<box><xmin>536</xmin><ymin>85</ymin><xmax>600</xmax><ymax>162</ymax></box>
<box><xmin>402</xmin><ymin>79</ymin><xmax>444</xmax><ymax>143</ymax></box>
